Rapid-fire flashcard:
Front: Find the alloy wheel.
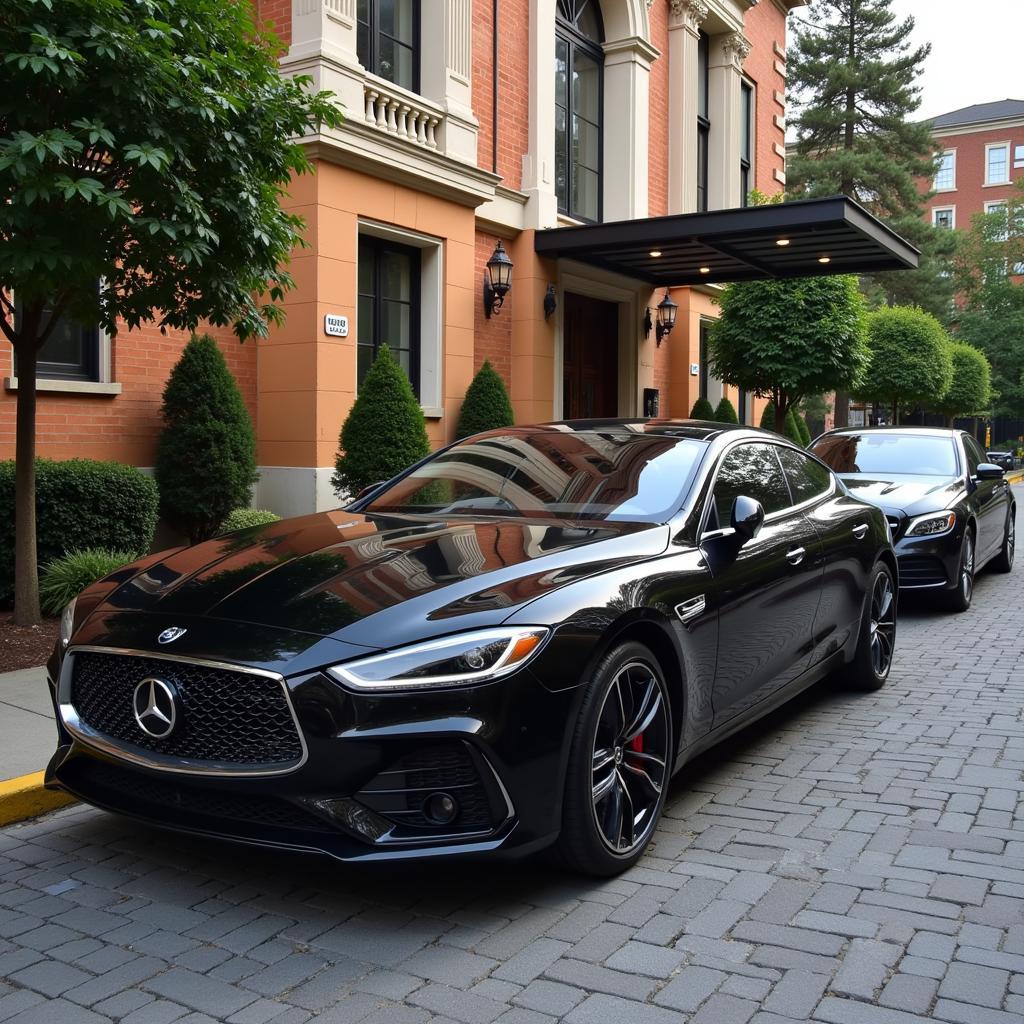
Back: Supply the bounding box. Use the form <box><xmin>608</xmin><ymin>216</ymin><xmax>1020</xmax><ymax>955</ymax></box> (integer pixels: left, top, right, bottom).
<box><xmin>961</xmin><ymin>532</ymin><xmax>975</xmax><ymax>602</ymax></box>
<box><xmin>868</xmin><ymin>571</ymin><xmax>896</xmax><ymax>678</ymax></box>
<box><xmin>591</xmin><ymin>662</ymin><xmax>670</xmax><ymax>854</ymax></box>
<box><xmin>1007</xmin><ymin>517</ymin><xmax>1015</xmax><ymax>569</ymax></box>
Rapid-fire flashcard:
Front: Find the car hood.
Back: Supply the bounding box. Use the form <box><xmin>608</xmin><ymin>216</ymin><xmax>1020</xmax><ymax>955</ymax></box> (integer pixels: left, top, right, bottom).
<box><xmin>838</xmin><ymin>473</ymin><xmax>963</xmax><ymax>516</ymax></box>
<box><xmin>89</xmin><ymin>509</ymin><xmax>669</xmax><ymax>648</ymax></box>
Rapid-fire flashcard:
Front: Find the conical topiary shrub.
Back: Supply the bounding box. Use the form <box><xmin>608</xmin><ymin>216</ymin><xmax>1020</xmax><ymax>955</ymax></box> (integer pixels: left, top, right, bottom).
<box><xmin>155</xmin><ymin>334</ymin><xmax>258</xmax><ymax>544</ymax></box>
<box><xmin>714</xmin><ymin>397</ymin><xmax>738</xmax><ymax>424</ymax></box>
<box><xmin>783</xmin><ymin>408</ymin><xmax>805</xmax><ymax>444</ymax></box>
<box><xmin>759</xmin><ymin>401</ymin><xmax>776</xmax><ymax>431</ymax></box>
<box><xmin>796</xmin><ymin>413</ymin><xmax>812</xmax><ymax>446</ymax></box>
<box><xmin>332</xmin><ymin>346</ymin><xmax>431</xmax><ymax>498</ymax></box>
<box><xmin>690</xmin><ymin>396</ymin><xmax>715</xmax><ymax>420</ymax></box>
<box><xmin>456</xmin><ymin>360</ymin><xmax>514</xmax><ymax>439</ymax></box>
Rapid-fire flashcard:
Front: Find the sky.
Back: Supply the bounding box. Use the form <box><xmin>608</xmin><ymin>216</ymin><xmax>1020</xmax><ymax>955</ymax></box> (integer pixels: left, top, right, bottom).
<box><xmin>882</xmin><ymin>0</ymin><xmax>1024</xmax><ymax>121</ymax></box>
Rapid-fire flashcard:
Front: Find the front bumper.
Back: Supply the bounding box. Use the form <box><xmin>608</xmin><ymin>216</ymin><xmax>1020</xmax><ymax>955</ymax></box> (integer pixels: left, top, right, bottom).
<box><xmin>45</xmin><ymin>635</ymin><xmax>580</xmax><ymax>863</ymax></box>
<box><xmin>893</xmin><ymin>524</ymin><xmax>963</xmax><ymax>590</ymax></box>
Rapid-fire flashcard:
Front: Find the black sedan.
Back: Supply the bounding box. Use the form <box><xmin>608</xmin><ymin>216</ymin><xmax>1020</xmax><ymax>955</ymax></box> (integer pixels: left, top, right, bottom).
<box><xmin>48</xmin><ymin>421</ymin><xmax>895</xmax><ymax>876</ymax></box>
<box><xmin>812</xmin><ymin>427</ymin><xmax>1015</xmax><ymax>612</ymax></box>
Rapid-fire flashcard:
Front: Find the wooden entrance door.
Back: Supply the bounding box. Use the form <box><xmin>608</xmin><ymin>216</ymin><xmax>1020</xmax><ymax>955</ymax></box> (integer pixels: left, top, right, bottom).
<box><xmin>562</xmin><ymin>292</ymin><xmax>618</xmax><ymax>420</ymax></box>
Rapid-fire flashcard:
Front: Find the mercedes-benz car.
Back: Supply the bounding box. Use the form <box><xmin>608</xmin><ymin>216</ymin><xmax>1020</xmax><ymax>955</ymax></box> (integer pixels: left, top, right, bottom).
<box><xmin>47</xmin><ymin>421</ymin><xmax>896</xmax><ymax>876</ymax></box>
<box><xmin>812</xmin><ymin>426</ymin><xmax>1015</xmax><ymax>612</ymax></box>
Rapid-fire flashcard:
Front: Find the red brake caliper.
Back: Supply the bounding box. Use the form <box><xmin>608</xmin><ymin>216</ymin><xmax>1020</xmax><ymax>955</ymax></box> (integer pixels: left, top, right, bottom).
<box><xmin>630</xmin><ymin>733</ymin><xmax>644</xmax><ymax>753</ymax></box>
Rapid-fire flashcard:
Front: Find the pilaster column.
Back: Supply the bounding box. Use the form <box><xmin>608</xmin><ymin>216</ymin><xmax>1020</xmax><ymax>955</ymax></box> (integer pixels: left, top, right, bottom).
<box><xmin>707</xmin><ymin>30</ymin><xmax>750</xmax><ymax>210</ymax></box>
<box><xmin>283</xmin><ymin>0</ymin><xmax>364</xmax><ymax>113</ymax></box>
<box><xmin>668</xmin><ymin>0</ymin><xmax>708</xmax><ymax>214</ymax></box>
<box><xmin>603</xmin><ymin>36</ymin><xmax>660</xmax><ymax>220</ymax></box>
<box><xmin>421</xmin><ymin>0</ymin><xmax>478</xmax><ymax>164</ymax></box>
<box><xmin>524</xmin><ymin>0</ymin><xmax>558</xmax><ymax>228</ymax></box>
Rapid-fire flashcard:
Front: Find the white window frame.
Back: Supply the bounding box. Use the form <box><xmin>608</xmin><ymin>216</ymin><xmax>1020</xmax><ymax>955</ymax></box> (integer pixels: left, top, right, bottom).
<box><xmin>985</xmin><ymin>142</ymin><xmax>1011</xmax><ymax>186</ymax></box>
<box><xmin>934</xmin><ymin>149</ymin><xmax>956</xmax><ymax>192</ymax></box>
<box><xmin>985</xmin><ymin>200</ymin><xmax>1009</xmax><ymax>241</ymax></box>
<box><xmin>932</xmin><ymin>206</ymin><xmax>956</xmax><ymax>230</ymax></box>
<box><xmin>357</xmin><ymin>219</ymin><xmax>444</xmax><ymax>418</ymax></box>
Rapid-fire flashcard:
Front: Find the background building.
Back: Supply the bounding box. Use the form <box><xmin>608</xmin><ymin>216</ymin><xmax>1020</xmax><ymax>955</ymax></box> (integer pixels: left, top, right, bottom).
<box><xmin>1</xmin><ymin>0</ymin><xmax>805</xmax><ymax>516</ymax></box>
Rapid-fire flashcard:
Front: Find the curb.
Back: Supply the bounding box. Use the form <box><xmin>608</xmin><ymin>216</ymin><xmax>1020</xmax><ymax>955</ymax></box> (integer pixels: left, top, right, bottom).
<box><xmin>0</xmin><ymin>772</ymin><xmax>76</xmax><ymax>827</ymax></box>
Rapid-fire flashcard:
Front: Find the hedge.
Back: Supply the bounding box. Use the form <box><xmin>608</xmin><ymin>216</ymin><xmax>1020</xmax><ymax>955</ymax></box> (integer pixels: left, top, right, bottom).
<box><xmin>220</xmin><ymin>508</ymin><xmax>281</xmax><ymax>533</ymax></box>
<box><xmin>0</xmin><ymin>459</ymin><xmax>158</xmax><ymax>606</ymax></box>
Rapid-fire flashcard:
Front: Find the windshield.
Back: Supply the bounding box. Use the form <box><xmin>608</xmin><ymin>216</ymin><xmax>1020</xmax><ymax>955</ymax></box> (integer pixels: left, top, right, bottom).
<box><xmin>812</xmin><ymin>433</ymin><xmax>959</xmax><ymax>477</ymax></box>
<box><xmin>363</xmin><ymin>431</ymin><xmax>706</xmax><ymax>523</ymax></box>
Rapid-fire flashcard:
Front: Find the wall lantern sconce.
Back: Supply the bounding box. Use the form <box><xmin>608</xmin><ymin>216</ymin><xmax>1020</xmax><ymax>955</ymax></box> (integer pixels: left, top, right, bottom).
<box><xmin>644</xmin><ymin>290</ymin><xmax>678</xmax><ymax>346</ymax></box>
<box><xmin>483</xmin><ymin>241</ymin><xmax>513</xmax><ymax>318</ymax></box>
<box><xmin>543</xmin><ymin>285</ymin><xmax>557</xmax><ymax>320</ymax></box>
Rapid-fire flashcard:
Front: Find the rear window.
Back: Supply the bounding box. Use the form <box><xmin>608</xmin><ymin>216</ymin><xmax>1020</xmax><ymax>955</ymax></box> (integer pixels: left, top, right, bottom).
<box><xmin>812</xmin><ymin>433</ymin><xmax>958</xmax><ymax>477</ymax></box>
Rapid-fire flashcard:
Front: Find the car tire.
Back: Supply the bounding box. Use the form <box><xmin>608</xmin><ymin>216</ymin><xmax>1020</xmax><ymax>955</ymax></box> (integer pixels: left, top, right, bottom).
<box><xmin>556</xmin><ymin>642</ymin><xmax>673</xmax><ymax>876</ymax></box>
<box><xmin>840</xmin><ymin>562</ymin><xmax>897</xmax><ymax>691</ymax></box>
<box><xmin>941</xmin><ymin>528</ymin><xmax>975</xmax><ymax>612</ymax></box>
<box><xmin>991</xmin><ymin>509</ymin><xmax>1015</xmax><ymax>573</ymax></box>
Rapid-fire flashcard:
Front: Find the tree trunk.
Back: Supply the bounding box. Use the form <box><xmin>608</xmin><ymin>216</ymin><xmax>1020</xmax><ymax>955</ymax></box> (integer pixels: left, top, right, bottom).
<box><xmin>840</xmin><ymin>8</ymin><xmax>856</xmax><ymax>195</ymax></box>
<box><xmin>834</xmin><ymin>390</ymin><xmax>850</xmax><ymax>428</ymax></box>
<box><xmin>774</xmin><ymin>398</ymin><xmax>787</xmax><ymax>435</ymax></box>
<box><xmin>14</xmin><ymin>341</ymin><xmax>41</xmax><ymax>625</ymax></box>
<box><xmin>892</xmin><ymin>397</ymin><xmax>899</xmax><ymax>425</ymax></box>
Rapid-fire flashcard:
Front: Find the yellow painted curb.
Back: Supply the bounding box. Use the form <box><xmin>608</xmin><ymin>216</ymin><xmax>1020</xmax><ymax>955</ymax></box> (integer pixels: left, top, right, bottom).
<box><xmin>0</xmin><ymin>772</ymin><xmax>76</xmax><ymax>826</ymax></box>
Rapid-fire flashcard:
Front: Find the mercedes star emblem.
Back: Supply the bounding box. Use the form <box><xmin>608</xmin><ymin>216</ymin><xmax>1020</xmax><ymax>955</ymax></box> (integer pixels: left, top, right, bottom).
<box><xmin>132</xmin><ymin>677</ymin><xmax>179</xmax><ymax>739</ymax></box>
<box><xmin>157</xmin><ymin>626</ymin><xmax>187</xmax><ymax>644</ymax></box>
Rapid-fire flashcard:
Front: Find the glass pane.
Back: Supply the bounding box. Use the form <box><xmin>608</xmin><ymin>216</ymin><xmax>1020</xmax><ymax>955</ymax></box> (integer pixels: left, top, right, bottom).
<box><xmin>380</xmin><ymin>0</ymin><xmax>414</xmax><ymax>44</ymax></box>
<box><xmin>555</xmin><ymin>106</ymin><xmax>568</xmax><ymax>209</ymax></box>
<box><xmin>713</xmin><ymin>443</ymin><xmax>792</xmax><ymax>524</ymax></box>
<box><xmin>573</xmin><ymin>51</ymin><xmax>600</xmax><ymax>123</ymax></box>
<box><xmin>380</xmin><ymin>250</ymin><xmax>411</xmax><ymax>300</ymax></box>
<box><xmin>357</xmin><ymin>20</ymin><xmax>370</xmax><ymax>67</ymax></box>
<box><xmin>988</xmin><ymin>146</ymin><xmax>1008</xmax><ymax>183</ymax></box>
<box><xmin>575</xmin><ymin>0</ymin><xmax>602</xmax><ymax>42</ymax></box>
<box><xmin>555</xmin><ymin>38</ymin><xmax>568</xmax><ymax>107</ymax></box>
<box><xmin>39</xmin><ymin>319</ymin><xmax>85</xmax><ymax>369</ymax></box>
<box><xmin>574</xmin><ymin>115</ymin><xmax>599</xmax><ymax>171</ymax></box>
<box><xmin>573</xmin><ymin>165</ymin><xmax>600</xmax><ymax>222</ymax></box>
<box><xmin>378</xmin><ymin>35</ymin><xmax>398</xmax><ymax>85</ymax></box>
<box><xmin>358</xmin><ymin>294</ymin><xmax>374</xmax><ymax>344</ymax></box>
<box><xmin>698</xmin><ymin>32</ymin><xmax>709</xmax><ymax>118</ymax></box>
<box><xmin>357</xmin><ymin>342</ymin><xmax>375</xmax><ymax>387</ymax></box>
<box><xmin>395</xmin><ymin>346</ymin><xmax>412</xmax><ymax>380</ymax></box>
<box><xmin>381</xmin><ymin>300</ymin><xmax>411</xmax><ymax>348</ymax></box>
<box><xmin>358</xmin><ymin>245</ymin><xmax>374</xmax><ymax>294</ymax></box>
<box><xmin>390</xmin><ymin>41</ymin><xmax>414</xmax><ymax>90</ymax></box>
<box><xmin>776</xmin><ymin>448</ymin><xmax>831</xmax><ymax>504</ymax></box>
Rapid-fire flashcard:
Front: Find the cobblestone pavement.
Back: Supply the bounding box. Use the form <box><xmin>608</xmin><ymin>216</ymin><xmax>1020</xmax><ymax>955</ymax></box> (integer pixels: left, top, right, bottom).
<box><xmin>1</xmin><ymin>492</ymin><xmax>1022</xmax><ymax>1024</ymax></box>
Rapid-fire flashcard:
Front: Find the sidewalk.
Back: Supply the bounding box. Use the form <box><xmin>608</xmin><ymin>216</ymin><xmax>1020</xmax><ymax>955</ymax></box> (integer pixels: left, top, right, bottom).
<box><xmin>0</xmin><ymin>666</ymin><xmax>56</xmax><ymax>778</ymax></box>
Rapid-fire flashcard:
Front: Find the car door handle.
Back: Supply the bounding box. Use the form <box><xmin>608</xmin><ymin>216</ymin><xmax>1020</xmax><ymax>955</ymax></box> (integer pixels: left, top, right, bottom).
<box><xmin>786</xmin><ymin>547</ymin><xmax>806</xmax><ymax>565</ymax></box>
<box><xmin>852</xmin><ymin>524</ymin><xmax>869</xmax><ymax>539</ymax></box>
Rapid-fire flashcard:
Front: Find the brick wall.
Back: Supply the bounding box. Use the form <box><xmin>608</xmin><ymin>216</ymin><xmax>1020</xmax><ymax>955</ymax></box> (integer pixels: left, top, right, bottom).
<box><xmin>473</xmin><ymin>231</ymin><xmax>513</xmax><ymax>386</ymax></box>
<box><xmin>255</xmin><ymin>0</ymin><xmax>291</xmax><ymax>47</ymax></box>
<box><xmin>647</xmin><ymin>1</ymin><xmax>670</xmax><ymax>218</ymax></box>
<box><xmin>742</xmin><ymin>0</ymin><xmax>787</xmax><ymax>197</ymax></box>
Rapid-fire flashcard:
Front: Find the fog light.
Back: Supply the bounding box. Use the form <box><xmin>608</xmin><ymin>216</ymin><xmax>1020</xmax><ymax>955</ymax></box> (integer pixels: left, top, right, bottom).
<box><xmin>424</xmin><ymin>791</ymin><xmax>459</xmax><ymax>825</ymax></box>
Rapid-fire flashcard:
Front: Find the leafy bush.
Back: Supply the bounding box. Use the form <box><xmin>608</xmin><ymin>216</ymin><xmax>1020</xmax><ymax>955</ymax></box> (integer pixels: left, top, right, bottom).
<box><xmin>155</xmin><ymin>334</ymin><xmax>258</xmax><ymax>544</ymax></box>
<box><xmin>40</xmin><ymin>548</ymin><xmax>139</xmax><ymax>616</ymax></box>
<box><xmin>333</xmin><ymin>346</ymin><xmax>431</xmax><ymax>498</ymax></box>
<box><xmin>714</xmin><ymin>397</ymin><xmax>739</xmax><ymax>424</ymax></box>
<box><xmin>690</xmin><ymin>396</ymin><xmax>716</xmax><ymax>420</ymax></box>
<box><xmin>457</xmin><ymin>361</ymin><xmax>514</xmax><ymax>439</ymax></box>
<box><xmin>220</xmin><ymin>508</ymin><xmax>281</xmax><ymax>534</ymax></box>
<box><xmin>0</xmin><ymin>459</ymin><xmax>158</xmax><ymax>606</ymax></box>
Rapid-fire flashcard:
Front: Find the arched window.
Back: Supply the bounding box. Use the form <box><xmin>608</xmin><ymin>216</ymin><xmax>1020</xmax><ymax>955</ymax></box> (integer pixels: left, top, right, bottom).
<box><xmin>555</xmin><ymin>0</ymin><xmax>604</xmax><ymax>222</ymax></box>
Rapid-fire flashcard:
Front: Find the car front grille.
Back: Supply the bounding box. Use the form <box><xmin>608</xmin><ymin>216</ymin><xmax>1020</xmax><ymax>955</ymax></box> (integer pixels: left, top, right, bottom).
<box><xmin>69</xmin><ymin>650</ymin><xmax>303</xmax><ymax>770</ymax></box>
<box><xmin>897</xmin><ymin>555</ymin><xmax>948</xmax><ymax>588</ymax></box>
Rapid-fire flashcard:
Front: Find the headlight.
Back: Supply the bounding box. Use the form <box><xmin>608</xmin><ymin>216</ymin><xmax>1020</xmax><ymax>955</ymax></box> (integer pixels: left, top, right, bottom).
<box><xmin>328</xmin><ymin>627</ymin><xmax>550</xmax><ymax>692</ymax></box>
<box><xmin>59</xmin><ymin>597</ymin><xmax>78</xmax><ymax>647</ymax></box>
<box><xmin>906</xmin><ymin>511</ymin><xmax>957</xmax><ymax>537</ymax></box>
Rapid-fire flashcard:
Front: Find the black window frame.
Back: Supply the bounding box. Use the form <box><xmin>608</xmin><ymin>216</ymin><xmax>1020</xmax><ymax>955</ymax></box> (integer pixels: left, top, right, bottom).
<box><xmin>705</xmin><ymin>440</ymin><xmax>795</xmax><ymax>532</ymax></box>
<box><xmin>740</xmin><ymin>80</ymin><xmax>753</xmax><ymax>207</ymax></box>
<box><xmin>697</xmin><ymin>30</ymin><xmax>710</xmax><ymax>213</ymax></box>
<box><xmin>356</xmin><ymin>0</ymin><xmax>419</xmax><ymax>93</ymax></box>
<box><xmin>698</xmin><ymin>319</ymin><xmax>710</xmax><ymax>400</ymax></box>
<box><xmin>738</xmin><ymin>388</ymin><xmax>748</xmax><ymax>424</ymax></box>
<box><xmin>357</xmin><ymin>235</ymin><xmax>422</xmax><ymax>399</ymax></box>
<box><xmin>13</xmin><ymin>289</ymin><xmax>101</xmax><ymax>383</ymax></box>
<box><xmin>555</xmin><ymin>0</ymin><xmax>605</xmax><ymax>224</ymax></box>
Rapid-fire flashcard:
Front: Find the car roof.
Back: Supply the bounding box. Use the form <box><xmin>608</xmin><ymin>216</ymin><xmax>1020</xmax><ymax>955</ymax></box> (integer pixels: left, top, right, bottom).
<box><xmin>471</xmin><ymin>418</ymin><xmax>768</xmax><ymax>443</ymax></box>
<box><xmin>816</xmin><ymin>426</ymin><xmax>963</xmax><ymax>439</ymax></box>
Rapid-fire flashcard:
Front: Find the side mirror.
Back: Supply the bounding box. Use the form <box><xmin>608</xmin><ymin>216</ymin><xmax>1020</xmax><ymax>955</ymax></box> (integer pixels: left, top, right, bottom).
<box><xmin>975</xmin><ymin>463</ymin><xmax>1004</xmax><ymax>481</ymax></box>
<box><xmin>354</xmin><ymin>481</ymin><xmax>386</xmax><ymax>501</ymax></box>
<box><xmin>731</xmin><ymin>495</ymin><xmax>765</xmax><ymax>544</ymax></box>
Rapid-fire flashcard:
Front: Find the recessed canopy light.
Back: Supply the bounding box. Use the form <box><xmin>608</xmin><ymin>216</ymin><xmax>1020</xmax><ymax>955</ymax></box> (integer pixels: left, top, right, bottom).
<box><xmin>776</xmin><ymin>238</ymin><xmax>791</xmax><ymax>247</ymax></box>
<box><xmin>818</xmin><ymin>256</ymin><xmax>831</xmax><ymax>264</ymax></box>
<box><xmin>649</xmin><ymin>250</ymin><xmax>663</xmax><ymax>258</ymax></box>
<box><xmin>699</xmin><ymin>266</ymin><xmax>711</xmax><ymax>274</ymax></box>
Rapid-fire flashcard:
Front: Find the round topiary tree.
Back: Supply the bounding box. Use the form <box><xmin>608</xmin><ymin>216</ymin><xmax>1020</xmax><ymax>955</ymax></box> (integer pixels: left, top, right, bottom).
<box><xmin>155</xmin><ymin>334</ymin><xmax>257</xmax><ymax>544</ymax></box>
<box><xmin>854</xmin><ymin>306</ymin><xmax>954</xmax><ymax>423</ymax></box>
<box><xmin>714</xmin><ymin>397</ymin><xmax>739</xmax><ymax>424</ymax></box>
<box><xmin>690</xmin><ymin>396</ymin><xmax>716</xmax><ymax>420</ymax></box>
<box><xmin>456</xmin><ymin>361</ymin><xmax>514</xmax><ymax>439</ymax></box>
<box><xmin>333</xmin><ymin>346</ymin><xmax>431</xmax><ymax>498</ymax></box>
<box><xmin>934</xmin><ymin>341</ymin><xmax>992</xmax><ymax>426</ymax></box>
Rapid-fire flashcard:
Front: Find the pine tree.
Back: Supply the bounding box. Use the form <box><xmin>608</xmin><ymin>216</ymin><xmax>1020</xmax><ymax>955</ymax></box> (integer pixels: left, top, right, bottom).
<box><xmin>690</xmin><ymin>397</ymin><xmax>716</xmax><ymax>420</ymax></box>
<box><xmin>155</xmin><ymin>335</ymin><xmax>258</xmax><ymax>544</ymax></box>
<box><xmin>332</xmin><ymin>346</ymin><xmax>431</xmax><ymax>498</ymax></box>
<box><xmin>788</xmin><ymin>0</ymin><xmax>955</xmax><ymax>418</ymax></box>
<box><xmin>456</xmin><ymin>361</ymin><xmax>514</xmax><ymax>439</ymax></box>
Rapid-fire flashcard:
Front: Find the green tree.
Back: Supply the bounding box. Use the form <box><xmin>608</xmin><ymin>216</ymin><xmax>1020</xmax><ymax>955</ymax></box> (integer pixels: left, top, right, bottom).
<box><xmin>333</xmin><ymin>346</ymin><xmax>430</xmax><ymax>498</ymax></box>
<box><xmin>933</xmin><ymin>341</ymin><xmax>992</xmax><ymax>426</ymax></box>
<box><xmin>709</xmin><ymin>275</ymin><xmax>869</xmax><ymax>434</ymax></box>
<box><xmin>155</xmin><ymin>335</ymin><xmax>257</xmax><ymax>543</ymax></box>
<box><xmin>953</xmin><ymin>181</ymin><xmax>1024</xmax><ymax>418</ymax></box>
<box><xmin>854</xmin><ymin>306</ymin><xmax>953</xmax><ymax>422</ymax></box>
<box><xmin>456</xmin><ymin>360</ymin><xmax>514</xmax><ymax>439</ymax></box>
<box><xmin>690</xmin><ymin>396</ymin><xmax>716</xmax><ymax>420</ymax></box>
<box><xmin>788</xmin><ymin>0</ymin><xmax>955</xmax><ymax>342</ymax></box>
<box><xmin>0</xmin><ymin>0</ymin><xmax>341</xmax><ymax>623</ymax></box>
<box><xmin>713</xmin><ymin>397</ymin><xmax>738</xmax><ymax>424</ymax></box>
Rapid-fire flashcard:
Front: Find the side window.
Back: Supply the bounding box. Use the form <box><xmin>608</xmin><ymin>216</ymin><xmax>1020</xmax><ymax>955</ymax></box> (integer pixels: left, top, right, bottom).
<box><xmin>963</xmin><ymin>435</ymin><xmax>982</xmax><ymax>475</ymax></box>
<box><xmin>709</xmin><ymin>443</ymin><xmax>792</xmax><ymax>531</ymax></box>
<box><xmin>775</xmin><ymin>447</ymin><xmax>833</xmax><ymax>505</ymax></box>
